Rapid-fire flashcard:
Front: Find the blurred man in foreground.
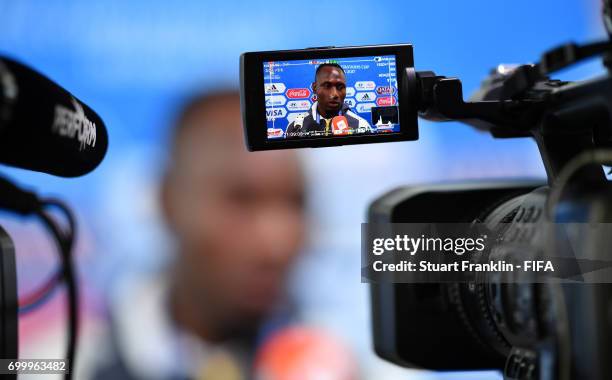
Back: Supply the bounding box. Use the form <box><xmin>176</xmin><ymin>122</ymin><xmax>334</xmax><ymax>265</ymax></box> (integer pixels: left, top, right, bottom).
<box><xmin>161</xmin><ymin>89</ymin><xmax>306</xmax><ymax>345</ymax></box>
<box><xmin>83</xmin><ymin>90</ymin><xmax>355</xmax><ymax>379</ymax></box>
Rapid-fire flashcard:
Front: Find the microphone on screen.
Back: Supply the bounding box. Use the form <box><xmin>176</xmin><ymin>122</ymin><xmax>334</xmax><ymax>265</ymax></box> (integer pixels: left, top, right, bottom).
<box><xmin>331</xmin><ymin>115</ymin><xmax>350</xmax><ymax>135</ymax></box>
<box><xmin>0</xmin><ymin>56</ymin><xmax>108</xmax><ymax>177</ymax></box>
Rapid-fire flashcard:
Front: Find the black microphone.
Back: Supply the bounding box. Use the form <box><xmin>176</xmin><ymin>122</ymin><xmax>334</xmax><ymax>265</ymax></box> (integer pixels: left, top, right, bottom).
<box><xmin>0</xmin><ymin>56</ymin><xmax>108</xmax><ymax>177</ymax></box>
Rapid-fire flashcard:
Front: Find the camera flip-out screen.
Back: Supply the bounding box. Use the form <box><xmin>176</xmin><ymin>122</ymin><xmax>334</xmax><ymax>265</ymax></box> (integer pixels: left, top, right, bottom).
<box><xmin>240</xmin><ymin>44</ymin><xmax>418</xmax><ymax>150</ymax></box>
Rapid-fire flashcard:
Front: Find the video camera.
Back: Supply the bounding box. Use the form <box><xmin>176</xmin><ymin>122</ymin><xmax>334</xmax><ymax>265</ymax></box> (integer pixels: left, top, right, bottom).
<box><xmin>239</xmin><ymin>2</ymin><xmax>612</xmax><ymax>379</ymax></box>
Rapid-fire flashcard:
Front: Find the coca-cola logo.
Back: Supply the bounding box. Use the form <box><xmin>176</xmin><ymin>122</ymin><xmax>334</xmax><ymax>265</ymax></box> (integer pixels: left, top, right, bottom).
<box><xmin>286</xmin><ymin>88</ymin><xmax>311</xmax><ymax>99</ymax></box>
<box><xmin>376</xmin><ymin>96</ymin><xmax>397</xmax><ymax>106</ymax></box>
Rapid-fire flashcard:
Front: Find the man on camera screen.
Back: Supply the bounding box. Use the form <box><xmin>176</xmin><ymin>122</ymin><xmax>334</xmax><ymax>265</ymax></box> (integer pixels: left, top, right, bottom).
<box><xmin>285</xmin><ymin>63</ymin><xmax>372</xmax><ymax>138</ymax></box>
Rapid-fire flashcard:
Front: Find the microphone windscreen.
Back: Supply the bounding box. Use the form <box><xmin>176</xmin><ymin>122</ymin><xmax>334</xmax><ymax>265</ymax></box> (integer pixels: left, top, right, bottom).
<box><xmin>254</xmin><ymin>326</ymin><xmax>357</xmax><ymax>380</ymax></box>
<box><xmin>0</xmin><ymin>57</ymin><xmax>108</xmax><ymax>177</ymax></box>
<box><xmin>331</xmin><ymin>116</ymin><xmax>350</xmax><ymax>135</ymax></box>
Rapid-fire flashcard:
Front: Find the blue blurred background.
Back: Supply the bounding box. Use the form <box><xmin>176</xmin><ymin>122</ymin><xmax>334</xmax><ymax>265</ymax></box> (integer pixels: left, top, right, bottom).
<box><xmin>0</xmin><ymin>0</ymin><xmax>606</xmax><ymax>379</ymax></box>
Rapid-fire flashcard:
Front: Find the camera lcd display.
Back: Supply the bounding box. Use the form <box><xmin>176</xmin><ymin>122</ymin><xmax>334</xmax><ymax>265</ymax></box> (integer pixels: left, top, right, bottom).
<box><xmin>240</xmin><ymin>44</ymin><xmax>417</xmax><ymax>151</ymax></box>
<box><xmin>263</xmin><ymin>55</ymin><xmax>400</xmax><ymax>140</ymax></box>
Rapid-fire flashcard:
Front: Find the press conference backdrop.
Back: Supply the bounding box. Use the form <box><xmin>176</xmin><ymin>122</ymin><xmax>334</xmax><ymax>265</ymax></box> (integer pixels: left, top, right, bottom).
<box><xmin>0</xmin><ymin>1</ymin><xmax>604</xmax><ymax>379</ymax></box>
<box><xmin>263</xmin><ymin>55</ymin><xmax>400</xmax><ymax>136</ymax></box>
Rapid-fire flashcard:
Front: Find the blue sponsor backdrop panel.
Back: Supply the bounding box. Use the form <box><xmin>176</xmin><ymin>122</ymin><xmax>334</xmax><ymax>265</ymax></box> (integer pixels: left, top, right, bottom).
<box><xmin>263</xmin><ymin>55</ymin><xmax>398</xmax><ymax>135</ymax></box>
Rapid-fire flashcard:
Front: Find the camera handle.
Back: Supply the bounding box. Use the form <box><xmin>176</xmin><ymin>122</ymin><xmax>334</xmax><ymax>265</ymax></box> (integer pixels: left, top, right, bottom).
<box><xmin>404</xmin><ymin>40</ymin><xmax>612</xmax><ymax>186</ymax></box>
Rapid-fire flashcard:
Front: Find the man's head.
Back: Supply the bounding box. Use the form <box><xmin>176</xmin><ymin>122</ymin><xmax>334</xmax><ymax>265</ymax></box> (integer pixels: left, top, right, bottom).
<box><xmin>161</xmin><ymin>90</ymin><xmax>306</xmax><ymax>337</ymax></box>
<box><xmin>313</xmin><ymin>63</ymin><xmax>346</xmax><ymax>118</ymax></box>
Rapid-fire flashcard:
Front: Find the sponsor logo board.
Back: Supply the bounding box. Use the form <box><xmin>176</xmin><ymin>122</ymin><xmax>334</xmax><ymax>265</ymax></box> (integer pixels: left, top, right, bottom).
<box><xmin>286</xmin><ymin>88</ymin><xmax>311</xmax><ymax>99</ymax></box>
<box><xmin>266</xmin><ymin>108</ymin><xmax>287</xmax><ymax>120</ymax></box>
<box><xmin>264</xmin><ymin>83</ymin><xmax>286</xmax><ymax>94</ymax></box>
<box><xmin>265</xmin><ymin>95</ymin><xmax>287</xmax><ymax>107</ymax></box>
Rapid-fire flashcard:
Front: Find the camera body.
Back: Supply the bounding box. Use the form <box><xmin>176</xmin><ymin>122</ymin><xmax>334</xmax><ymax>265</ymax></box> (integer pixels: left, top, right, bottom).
<box><xmin>240</xmin><ymin>44</ymin><xmax>418</xmax><ymax>150</ymax></box>
<box><xmin>367</xmin><ymin>52</ymin><xmax>612</xmax><ymax>378</ymax></box>
<box><xmin>368</xmin><ymin>180</ymin><xmax>612</xmax><ymax>379</ymax></box>
<box><xmin>368</xmin><ymin>181</ymin><xmax>542</xmax><ymax>369</ymax></box>
<box><xmin>239</xmin><ymin>22</ymin><xmax>612</xmax><ymax>378</ymax></box>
